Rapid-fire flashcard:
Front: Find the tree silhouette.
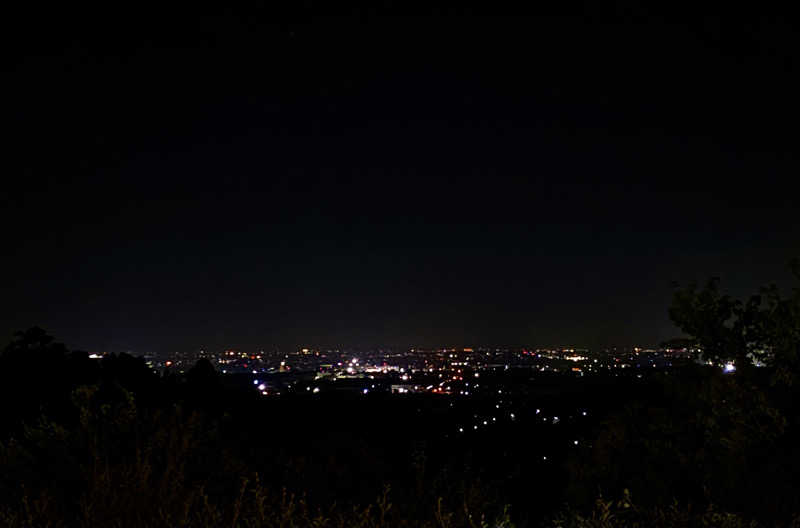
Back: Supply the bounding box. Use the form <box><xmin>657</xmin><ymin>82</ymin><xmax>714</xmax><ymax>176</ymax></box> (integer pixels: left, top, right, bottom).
<box><xmin>0</xmin><ymin>327</ymin><xmax>76</xmax><ymax>435</ymax></box>
<box><xmin>571</xmin><ymin>259</ymin><xmax>800</xmax><ymax>520</ymax></box>
<box><xmin>669</xmin><ymin>258</ymin><xmax>800</xmax><ymax>381</ymax></box>
<box><xmin>1</xmin><ymin>326</ymin><xmax>68</xmax><ymax>360</ymax></box>
<box><xmin>186</xmin><ymin>358</ymin><xmax>218</xmax><ymax>387</ymax></box>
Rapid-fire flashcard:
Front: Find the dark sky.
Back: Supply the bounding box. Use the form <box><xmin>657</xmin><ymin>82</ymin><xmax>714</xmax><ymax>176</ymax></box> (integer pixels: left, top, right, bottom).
<box><xmin>4</xmin><ymin>5</ymin><xmax>798</xmax><ymax>354</ymax></box>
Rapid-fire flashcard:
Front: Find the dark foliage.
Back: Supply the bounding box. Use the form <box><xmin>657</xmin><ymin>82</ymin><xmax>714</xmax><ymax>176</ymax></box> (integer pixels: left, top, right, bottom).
<box><xmin>563</xmin><ymin>259</ymin><xmax>800</xmax><ymax>525</ymax></box>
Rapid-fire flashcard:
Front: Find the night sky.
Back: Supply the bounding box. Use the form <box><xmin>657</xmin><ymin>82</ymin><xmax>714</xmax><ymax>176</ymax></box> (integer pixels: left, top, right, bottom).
<box><xmin>4</xmin><ymin>6</ymin><xmax>798</xmax><ymax>354</ymax></box>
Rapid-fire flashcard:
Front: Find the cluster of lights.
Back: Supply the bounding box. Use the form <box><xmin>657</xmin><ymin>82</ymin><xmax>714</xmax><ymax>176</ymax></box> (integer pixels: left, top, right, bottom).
<box><xmin>156</xmin><ymin>343</ymin><xmax>705</xmax><ymax>380</ymax></box>
<box><xmin>723</xmin><ymin>363</ymin><xmax>736</xmax><ymax>373</ymax></box>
